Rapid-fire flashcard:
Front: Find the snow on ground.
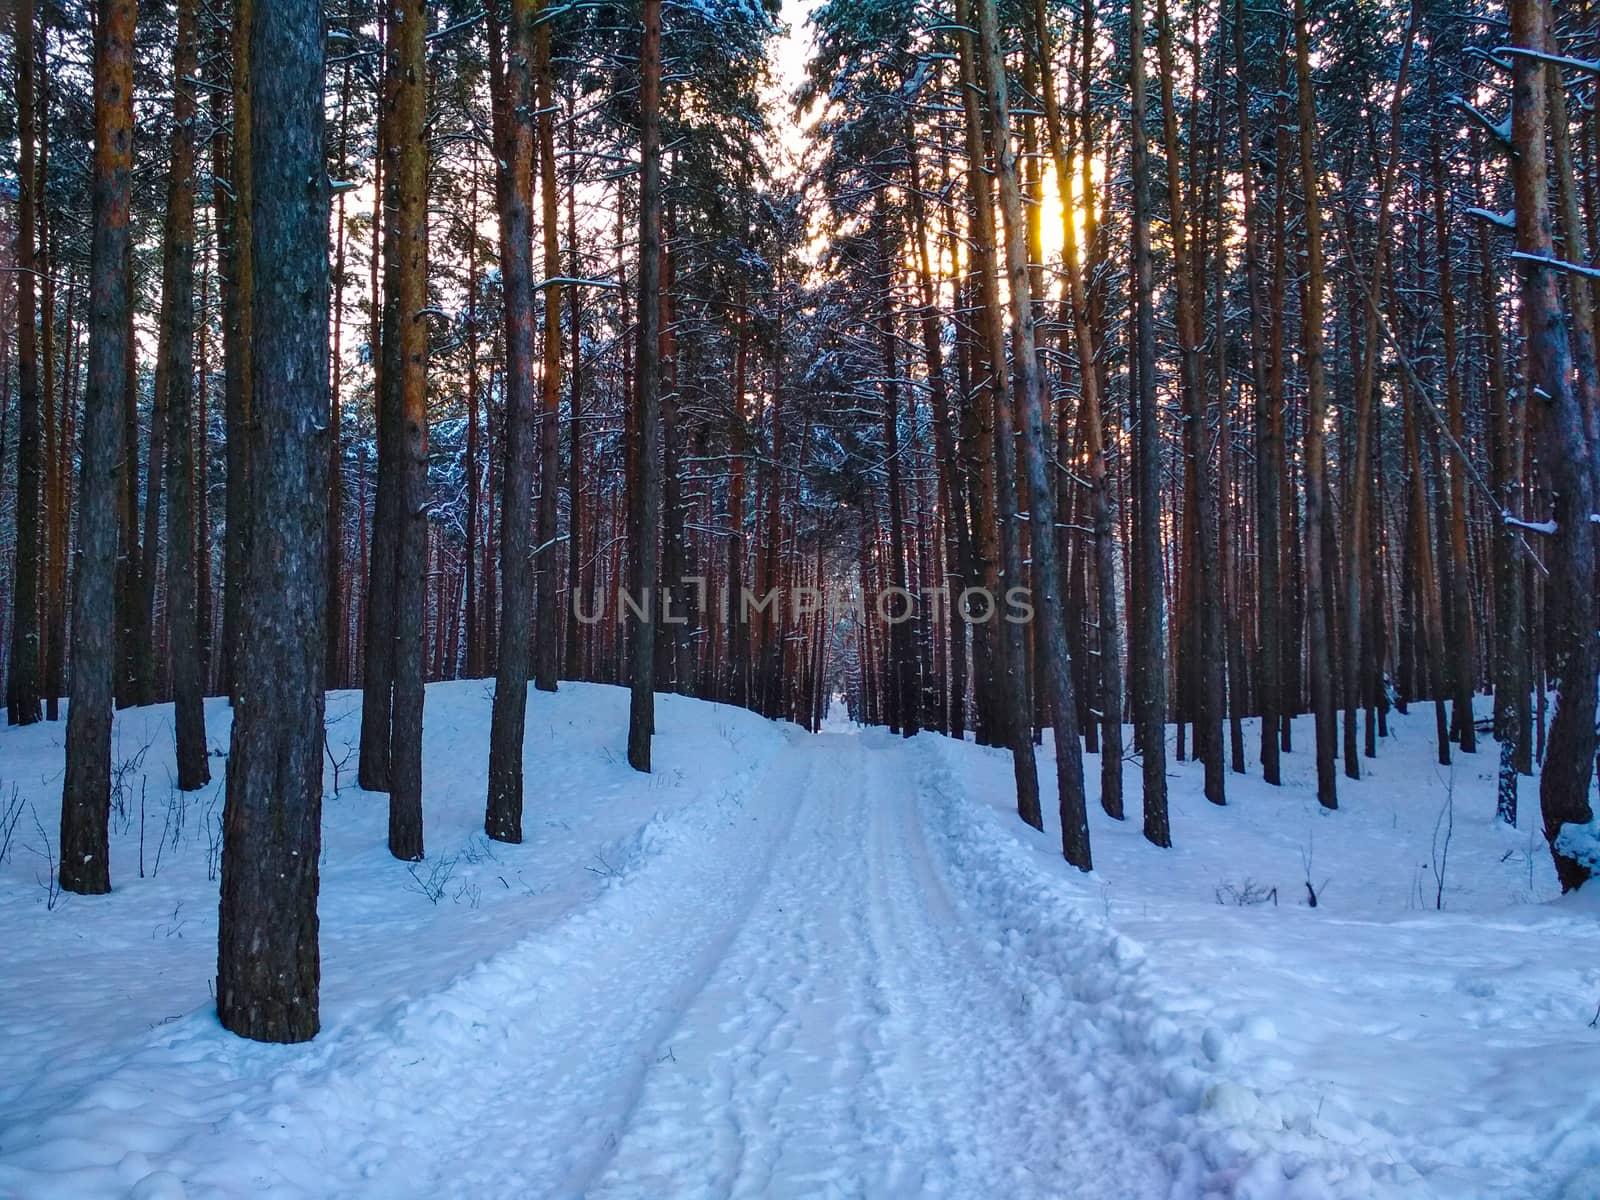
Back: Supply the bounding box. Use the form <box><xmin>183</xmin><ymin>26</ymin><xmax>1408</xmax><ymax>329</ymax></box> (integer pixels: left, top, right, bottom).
<box><xmin>1</xmin><ymin>683</ymin><xmax>1597</xmax><ymax>1199</ymax></box>
<box><xmin>931</xmin><ymin>706</ymin><xmax>1600</xmax><ymax>1200</ymax></box>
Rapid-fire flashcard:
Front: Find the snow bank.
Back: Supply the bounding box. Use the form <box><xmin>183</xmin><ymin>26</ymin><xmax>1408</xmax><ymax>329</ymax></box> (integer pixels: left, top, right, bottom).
<box><xmin>920</xmin><ymin>703</ymin><xmax>1600</xmax><ymax>1199</ymax></box>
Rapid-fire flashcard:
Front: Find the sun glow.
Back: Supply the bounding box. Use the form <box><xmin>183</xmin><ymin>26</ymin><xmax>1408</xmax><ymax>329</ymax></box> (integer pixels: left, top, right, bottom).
<box><xmin>1036</xmin><ymin>155</ymin><xmax>1104</xmax><ymax>279</ymax></box>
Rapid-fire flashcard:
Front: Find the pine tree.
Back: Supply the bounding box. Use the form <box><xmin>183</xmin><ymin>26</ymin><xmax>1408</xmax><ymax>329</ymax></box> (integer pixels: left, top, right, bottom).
<box><xmin>59</xmin><ymin>0</ymin><xmax>138</xmax><ymax>896</ymax></box>
<box><xmin>486</xmin><ymin>0</ymin><xmax>540</xmax><ymax>841</ymax></box>
<box><xmin>217</xmin><ymin>0</ymin><xmax>330</xmax><ymax>1044</ymax></box>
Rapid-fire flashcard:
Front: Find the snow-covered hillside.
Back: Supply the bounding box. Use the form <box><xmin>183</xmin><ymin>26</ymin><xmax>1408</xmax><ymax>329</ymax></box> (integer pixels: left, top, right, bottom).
<box><xmin>1</xmin><ymin>683</ymin><xmax>1597</xmax><ymax>1198</ymax></box>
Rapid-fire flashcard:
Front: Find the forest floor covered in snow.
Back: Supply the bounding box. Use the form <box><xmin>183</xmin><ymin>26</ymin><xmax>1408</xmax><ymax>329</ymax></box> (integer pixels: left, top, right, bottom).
<box><xmin>1</xmin><ymin>683</ymin><xmax>1597</xmax><ymax>1199</ymax></box>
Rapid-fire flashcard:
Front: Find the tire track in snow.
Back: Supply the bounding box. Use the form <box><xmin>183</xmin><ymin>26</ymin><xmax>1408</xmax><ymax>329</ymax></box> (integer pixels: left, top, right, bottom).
<box><xmin>2</xmin><ymin>730</ymin><xmax>820</xmax><ymax>1200</ymax></box>
<box><xmin>586</xmin><ymin>730</ymin><xmax>895</xmax><ymax>1198</ymax></box>
<box><xmin>590</xmin><ymin>729</ymin><xmax>1179</xmax><ymax>1198</ymax></box>
<box><xmin>864</xmin><ymin>733</ymin><xmax>1178</xmax><ymax>1197</ymax></box>
<box><xmin>370</xmin><ymin>732</ymin><xmax>824</xmax><ymax>1199</ymax></box>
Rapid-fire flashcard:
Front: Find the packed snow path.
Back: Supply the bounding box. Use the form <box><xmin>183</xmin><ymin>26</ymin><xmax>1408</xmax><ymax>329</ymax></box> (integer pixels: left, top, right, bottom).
<box><xmin>588</xmin><ymin>729</ymin><xmax>1169</xmax><ymax>1198</ymax></box>
<box><xmin>0</xmin><ymin>698</ymin><xmax>1181</xmax><ymax>1199</ymax></box>
<box><xmin>5</xmin><ymin>683</ymin><xmax>1600</xmax><ymax>1199</ymax></box>
<box><xmin>243</xmin><ymin>726</ymin><xmax>1173</xmax><ymax>1198</ymax></box>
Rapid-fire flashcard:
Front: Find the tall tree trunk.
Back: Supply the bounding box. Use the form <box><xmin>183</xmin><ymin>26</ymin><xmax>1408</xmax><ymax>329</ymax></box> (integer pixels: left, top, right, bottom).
<box><xmin>1128</xmin><ymin>0</ymin><xmax>1170</xmax><ymax>844</ymax></box>
<box><xmin>956</xmin><ymin>0</ymin><xmax>1040</xmax><ymax>828</ymax></box>
<box><xmin>563</xmin><ymin>101</ymin><xmax>586</xmax><ymax>683</ymax></box>
<box><xmin>40</xmin><ymin>30</ymin><xmax>65</xmax><ymax>722</ymax></box>
<box><xmin>486</xmin><ymin>0</ymin><xmax>540</xmax><ymax>839</ymax></box>
<box><xmin>907</xmin><ymin>130</ymin><xmax>971</xmax><ymax>743</ymax></box>
<box><xmin>61</xmin><ymin>0</ymin><xmax>138</xmax><ymax>896</ymax></box>
<box><xmin>1510</xmin><ymin>0</ymin><xmax>1597</xmax><ymax>890</ymax></box>
<box><xmin>976</xmin><ymin>0</ymin><xmax>1089</xmax><ymax>867</ymax></box>
<box><xmin>1483</xmin><ymin>165</ymin><xmax>1526</xmax><ymax>824</ymax></box>
<box><xmin>217</xmin><ymin>0</ymin><xmax>253</xmax><ymax>705</ymax></box>
<box><xmin>7</xmin><ymin>0</ymin><xmax>43</xmax><ymax>727</ymax></box>
<box><xmin>1403</xmin><ymin>357</ymin><xmax>1452</xmax><ymax>766</ymax></box>
<box><xmin>726</xmin><ymin>293</ymin><xmax>751</xmax><ymax>708</ymax></box>
<box><xmin>327</xmin><ymin>60</ymin><xmax>353</xmax><ymax>688</ymax></box>
<box><xmin>1234</xmin><ymin>0</ymin><xmax>1280</xmax><ymax>784</ymax></box>
<box><xmin>359</xmin><ymin>5</ymin><xmax>399</xmax><ymax>792</ymax></box>
<box><xmin>1430</xmin><ymin>41</ymin><xmax>1477</xmax><ymax>755</ymax></box>
<box><xmin>161</xmin><ymin>0</ymin><xmax>211</xmax><ymax>790</ymax></box>
<box><xmin>627</xmin><ymin>0</ymin><xmax>663</xmax><ymax>772</ymax></box>
<box><xmin>117</xmin><ymin>234</ymin><xmax>146</xmax><ymax>711</ymax></box>
<box><xmin>1155</xmin><ymin>0</ymin><xmax>1223</xmax><ymax>806</ymax></box>
<box><xmin>875</xmin><ymin>204</ymin><xmax>919</xmax><ymax>739</ymax></box>
<box><xmin>1293</xmin><ymin>0</ymin><xmax>1338</xmax><ymax>810</ymax></box>
<box><xmin>533</xmin><ymin>7</ymin><xmax>562</xmax><ymax>693</ymax></box>
<box><xmin>1033</xmin><ymin>0</ymin><xmax>1121</xmax><ymax>819</ymax></box>
<box><xmin>217</xmin><ymin>0</ymin><xmax>329</xmax><ymax>1041</ymax></box>
<box><xmin>465</xmin><ymin>160</ymin><xmax>484</xmax><ymax>680</ymax></box>
<box><xmin>660</xmin><ymin>220</ymin><xmax>687</xmax><ymax>694</ymax></box>
<box><xmin>383</xmin><ymin>0</ymin><xmax>428</xmax><ymax>862</ymax></box>
<box><xmin>1342</xmin><ymin>1</ymin><xmax>1419</xmax><ymax>781</ymax></box>
<box><xmin>759</xmin><ymin>303</ymin><xmax>788</xmax><ymax>718</ymax></box>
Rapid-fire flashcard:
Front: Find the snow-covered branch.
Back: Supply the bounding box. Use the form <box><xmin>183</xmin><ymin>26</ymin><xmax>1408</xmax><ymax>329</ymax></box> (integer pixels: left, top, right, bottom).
<box><xmin>1502</xmin><ymin>511</ymin><xmax>1558</xmax><ymax>536</ymax></box>
<box><xmin>1510</xmin><ymin>250</ymin><xmax>1600</xmax><ymax>282</ymax></box>
<box><xmin>1493</xmin><ymin>44</ymin><xmax>1600</xmax><ymax>78</ymax></box>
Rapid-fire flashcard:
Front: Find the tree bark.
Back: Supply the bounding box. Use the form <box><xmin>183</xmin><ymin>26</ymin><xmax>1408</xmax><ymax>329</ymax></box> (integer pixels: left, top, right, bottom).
<box><xmin>1155</xmin><ymin>0</ymin><xmax>1223</xmax><ymax>806</ymax></box>
<box><xmin>1510</xmin><ymin>0</ymin><xmax>1597</xmax><ymax>890</ymax></box>
<box><xmin>217</xmin><ymin>0</ymin><xmax>329</xmax><ymax>1041</ymax></box>
<box><xmin>1293</xmin><ymin>0</ymin><xmax>1338</xmax><ymax>810</ymax></box>
<box><xmin>1341</xmin><ymin>2</ymin><xmax>1418</xmax><ymax>781</ymax></box>
<box><xmin>161</xmin><ymin>0</ymin><xmax>211</xmax><ymax>790</ymax></box>
<box><xmin>359</xmin><ymin>4</ymin><xmax>400</xmax><ymax>792</ymax></box>
<box><xmin>1233</xmin><ymin>0</ymin><xmax>1281</xmax><ymax>784</ymax></box>
<box><xmin>60</xmin><ymin>0</ymin><xmax>138</xmax><ymax>896</ymax></box>
<box><xmin>1128</xmin><ymin>0</ymin><xmax>1170</xmax><ymax>844</ymax></box>
<box><xmin>533</xmin><ymin>3</ymin><xmax>562</xmax><ymax>694</ymax></box>
<box><xmin>218</xmin><ymin>0</ymin><xmax>253</xmax><ymax>705</ymax></box>
<box><xmin>7</xmin><ymin>0</ymin><xmax>43</xmax><ymax>728</ymax></box>
<box><xmin>486</xmin><ymin>0</ymin><xmax>540</xmax><ymax>838</ymax></box>
<box><xmin>627</xmin><ymin>0</ymin><xmax>663</xmax><ymax>772</ymax></box>
<box><xmin>384</xmin><ymin>0</ymin><xmax>429</xmax><ymax>862</ymax></box>
<box><xmin>976</xmin><ymin>0</ymin><xmax>1090</xmax><ymax>867</ymax></box>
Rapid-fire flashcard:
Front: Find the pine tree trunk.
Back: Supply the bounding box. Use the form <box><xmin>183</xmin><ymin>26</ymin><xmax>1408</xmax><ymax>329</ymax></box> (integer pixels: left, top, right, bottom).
<box><xmin>161</xmin><ymin>0</ymin><xmax>211</xmax><ymax>790</ymax></box>
<box><xmin>627</xmin><ymin>0</ymin><xmax>662</xmax><ymax>772</ymax></box>
<box><xmin>1429</xmin><ymin>43</ymin><xmax>1477</xmax><ymax>755</ymax></box>
<box><xmin>1510</xmin><ymin>0</ymin><xmax>1597</xmax><ymax>891</ymax></box>
<box><xmin>533</xmin><ymin>6</ymin><xmax>562</xmax><ymax>694</ymax></box>
<box><xmin>956</xmin><ymin>0</ymin><xmax>1040</xmax><ymax>828</ymax></box>
<box><xmin>327</xmin><ymin>62</ymin><xmax>353</xmax><ymax>689</ymax></box>
<box><xmin>1128</xmin><ymin>0</ymin><xmax>1170</xmax><ymax>844</ymax></box>
<box><xmin>1341</xmin><ymin>2</ymin><xmax>1418</xmax><ymax>782</ymax></box>
<box><xmin>40</xmin><ymin>37</ymin><xmax>64</xmax><ymax>722</ymax></box>
<box><xmin>7</xmin><ymin>0</ymin><xmax>43</xmax><ymax>728</ymax></box>
<box><xmin>1293</xmin><ymin>0</ymin><xmax>1338</xmax><ymax>810</ymax></box>
<box><xmin>875</xmin><ymin>204</ymin><xmax>919</xmax><ymax>739</ymax></box>
<box><xmin>976</xmin><ymin>0</ymin><xmax>1089</xmax><ymax>867</ymax></box>
<box><xmin>383</xmin><ymin>0</ymin><xmax>428</xmax><ymax>862</ymax></box>
<box><xmin>1483</xmin><ymin>172</ymin><xmax>1526</xmax><ymax>825</ymax></box>
<box><xmin>1234</xmin><ymin>0</ymin><xmax>1280</xmax><ymax>783</ymax></box>
<box><xmin>563</xmin><ymin>105</ymin><xmax>587</xmax><ymax>683</ymax></box>
<box><xmin>1155</xmin><ymin>0</ymin><xmax>1222</xmax><ymax>807</ymax></box>
<box><xmin>217</xmin><ymin>0</ymin><xmax>329</xmax><ymax>1041</ymax></box>
<box><xmin>907</xmin><ymin>133</ymin><xmax>971</xmax><ymax>743</ymax></box>
<box><xmin>222</xmin><ymin>0</ymin><xmax>255</xmax><ymax>704</ymax></box>
<box><xmin>486</xmin><ymin>0</ymin><xmax>540</xmax><ymax>839</ymax></box>
<box><xmin>1032</xmin><ymin>0</ymin><xmax>1122</xmax><ymax>820</ymax></box>
<box><xmin>359</xmin><ymin>5</ymin><xmax>399</xmax><ymax>792</ymax></box>
<box><xmin>60</xmin><ymin>0</ymin><xmax>137</xmax><ymax>896</ymax></box>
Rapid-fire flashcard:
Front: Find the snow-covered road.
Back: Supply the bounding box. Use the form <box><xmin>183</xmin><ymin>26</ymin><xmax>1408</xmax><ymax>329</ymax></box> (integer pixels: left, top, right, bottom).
<box><xmin>590</xmin><ymin>729</ymin><xmax>1170</xmax><ymax>1198</ymax></box>
<box><xmin>4</xmin><ymin>683</ymin><xmax>1598</xmax><ymax>1199</ymax></box>
<box><xmin>213</xmin><ymin>727</ymin><xmax>1178</xmax><ymax>1199</ymax></box>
